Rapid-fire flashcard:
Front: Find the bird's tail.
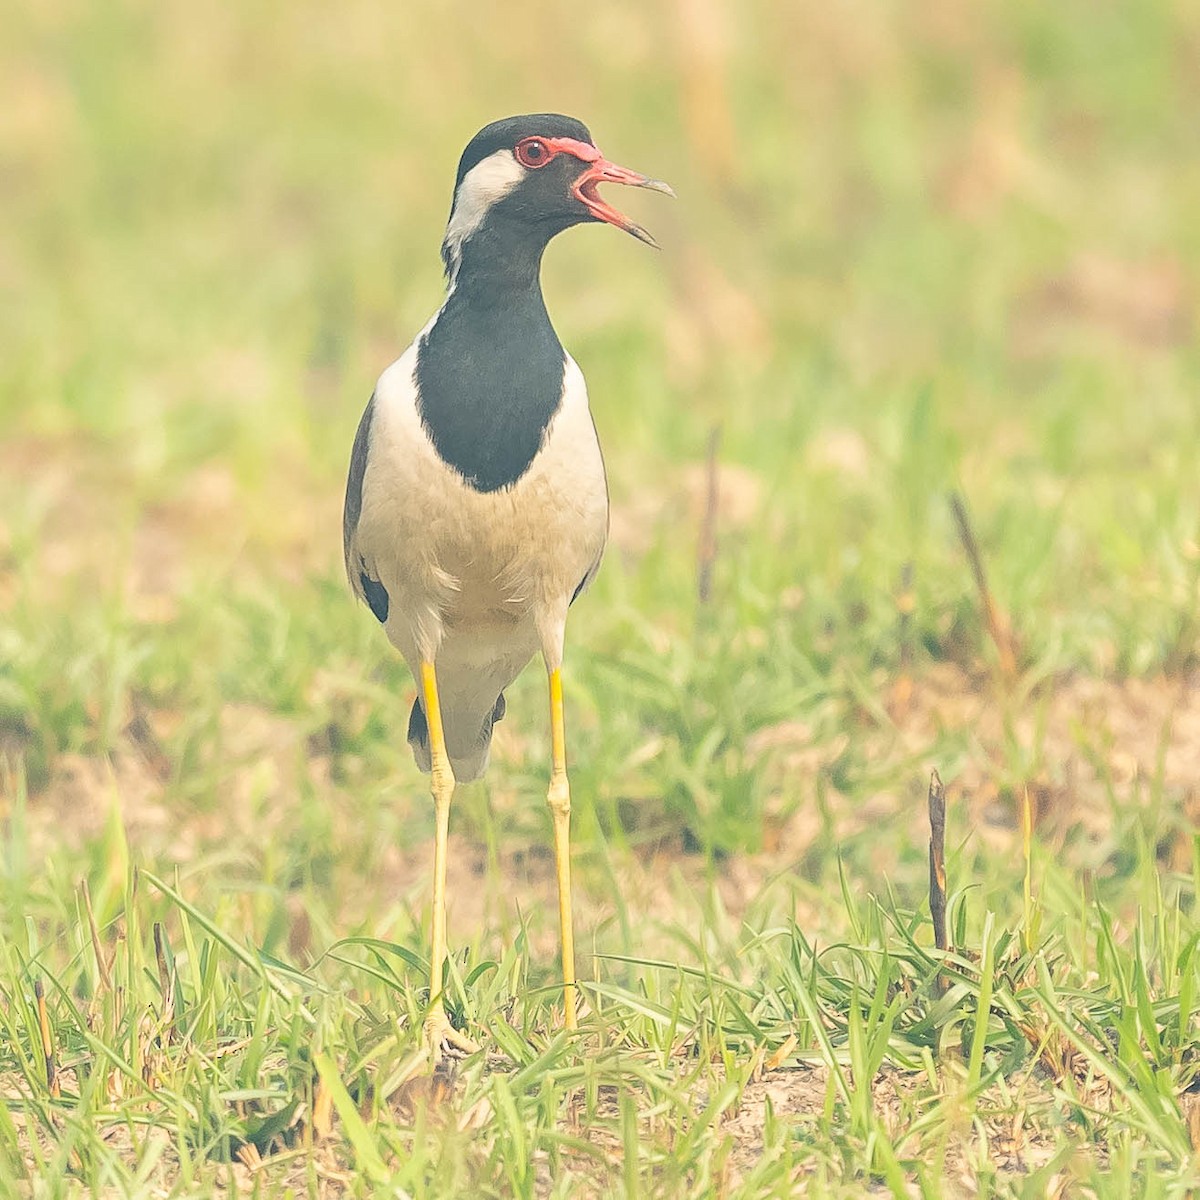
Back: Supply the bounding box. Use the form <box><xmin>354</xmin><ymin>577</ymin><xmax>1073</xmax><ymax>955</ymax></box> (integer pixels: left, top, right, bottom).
<box><xmin>407</xmin><ymin>692</ymin><xmax>506</xmax><ymax>783</ymax></box>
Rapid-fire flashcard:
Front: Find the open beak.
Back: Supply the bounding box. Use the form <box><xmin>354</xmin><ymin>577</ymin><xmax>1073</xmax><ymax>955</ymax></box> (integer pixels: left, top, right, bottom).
<box><xmin>571</xmin><ymin>159</ymin><xmax>675</xmax><ymax>248</ymax></box>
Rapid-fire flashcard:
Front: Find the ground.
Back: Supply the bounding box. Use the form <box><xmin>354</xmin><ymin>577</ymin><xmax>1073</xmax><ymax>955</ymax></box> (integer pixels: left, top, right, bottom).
<box><xmin>1</xmin><ymin>1</ymin><xmax>1199</xmax><ymax>1196</ymax></box>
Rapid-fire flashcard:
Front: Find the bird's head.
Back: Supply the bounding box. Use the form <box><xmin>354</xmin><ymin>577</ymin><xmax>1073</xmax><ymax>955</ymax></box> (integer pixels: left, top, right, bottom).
<box><xmin>441</xmin><ymin>114</ymin><xmax>674</xmax><ymax>282</ymax></box>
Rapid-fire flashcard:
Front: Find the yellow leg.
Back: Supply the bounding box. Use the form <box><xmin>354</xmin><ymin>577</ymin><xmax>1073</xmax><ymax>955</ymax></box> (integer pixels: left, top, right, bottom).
<box><xmin>547</xmin><ymin>667</ymin><xmax>578</xmax><ymax>1030</ymax></box>
<box><xmin>420</xmin><ymin>660</ymin><xmax>477</xmax><ymax>1057</ymax></box>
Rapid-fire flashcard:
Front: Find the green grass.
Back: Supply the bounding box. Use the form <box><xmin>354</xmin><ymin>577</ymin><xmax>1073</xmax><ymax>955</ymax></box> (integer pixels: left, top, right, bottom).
<box><xmin>2</xmin><ymin>0</ymin><xmax>1199</xmax><ymax>1195</ymax></box>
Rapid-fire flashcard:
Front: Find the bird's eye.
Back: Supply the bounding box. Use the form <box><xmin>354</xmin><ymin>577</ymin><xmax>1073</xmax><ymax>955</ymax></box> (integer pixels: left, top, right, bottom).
<box><xmin>515</xmin><ymin>138</ymin><xmax>554</xmax><ymax>169</ymax></box>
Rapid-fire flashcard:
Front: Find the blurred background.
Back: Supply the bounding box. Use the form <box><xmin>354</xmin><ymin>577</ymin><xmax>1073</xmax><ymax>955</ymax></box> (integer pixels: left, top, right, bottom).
<box><xmin>1</xmin><ymin>0</ymin><xmax>1198</xmax><ymax>926</ymax></box>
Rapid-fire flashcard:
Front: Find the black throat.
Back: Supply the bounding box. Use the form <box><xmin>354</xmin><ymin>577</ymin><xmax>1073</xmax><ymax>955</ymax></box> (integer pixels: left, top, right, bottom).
<box><xmin>416</xmin><ymin>217</ymin><xmax>566</xmax><ymax>493</ymax></box>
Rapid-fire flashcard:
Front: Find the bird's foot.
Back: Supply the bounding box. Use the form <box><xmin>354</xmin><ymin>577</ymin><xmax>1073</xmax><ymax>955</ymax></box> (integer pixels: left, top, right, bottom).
<box><xmin>423</xmin><ymin>1006</ymin><xmax>479</xmax><ymax>1061</ymax></box>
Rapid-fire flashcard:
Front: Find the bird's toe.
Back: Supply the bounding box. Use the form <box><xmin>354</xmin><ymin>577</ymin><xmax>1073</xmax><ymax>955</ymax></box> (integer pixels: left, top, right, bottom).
<box><xmin>423</xmin><ymin>1008</ymin><xmax>480</xmax><ymax>1060</ymax></box>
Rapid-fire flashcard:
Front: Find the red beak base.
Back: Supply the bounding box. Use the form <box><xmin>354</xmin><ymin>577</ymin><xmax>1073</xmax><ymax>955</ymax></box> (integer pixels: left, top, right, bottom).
<box><xmin>538</xmin><ymin>136</ymin><xmax>674</xmax><ymax>247</ymax></box>
<box><xmin>571</xmin><ymin>160</ymin><xmax>676</xmax><ymax>247</ymax></box>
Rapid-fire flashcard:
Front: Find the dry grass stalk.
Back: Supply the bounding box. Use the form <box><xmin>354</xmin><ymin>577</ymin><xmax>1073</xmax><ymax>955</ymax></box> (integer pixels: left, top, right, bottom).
<box><xmin>674</xmin><ymin>0</ymin><xmax>738</xmax><ymax>188</ymax></box>
<box><xmin>697</xmin><ymin>425</ymin><xmax>722</xmax><ymax>604</ymax></box>
<box><xmin>890</xmin><ymin>561</ymin><xmax>916</xmax><ymax>718</ymax></box>
<box><xmin>1020</xmin><ymin>786</ymin><xmax>1042</xmax><ymax>952</ymax></box>
<box><xmin>34</xmin><ymin>979</ymin><xmax>60</xmax><ymax>1098</ymax></box>
<box><xmin>152</xmin><ymin>922</ymin><xmax>177</xmax><ymax>1043</ymax></box>
<box><xmin>765</xmin><ymin>1032</ymin><xmax>799</xmax><ymax>1072</ymax></box>
<box><xmin>928</xmin><ymin>770</ymin><xmax>949</xmax><ymax>996</ymax></box>
<box><xmin>311</xmin><ymin>1074</ymin><xmax>334</xmax><ymax>1141</ymax></box>
<box><xmin>81</xmin><ymin>877</ymin><xmax>113</xmax><ymax>992</ymax></box>
<box><xmin>949</xmin><ymin>491</ymin><xmax>1020</xmax><ymax>681</ymax></box>
<box><xmin>1184</xmin><ymin>1085</ymin><xmax>1200</xmax><ymax>1153</ymax></box>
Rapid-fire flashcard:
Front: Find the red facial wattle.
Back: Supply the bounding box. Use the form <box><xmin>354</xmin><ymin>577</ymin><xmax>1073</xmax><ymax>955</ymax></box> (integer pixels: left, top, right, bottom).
<box><xmin>513</xmin><ymin>135</ymin><xmax>674</xmax><ymax>247</ymax></box>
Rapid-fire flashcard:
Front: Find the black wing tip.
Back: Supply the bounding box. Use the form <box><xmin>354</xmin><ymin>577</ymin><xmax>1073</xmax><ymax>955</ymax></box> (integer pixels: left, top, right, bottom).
<box><xmin>360</xmin><ymin>573</ymin><xmax>390</xmax><ymax>623</ymax></box>
<box><xmin>407</xmin><ymin>696</ymin><xmax>427</xmax><ymax>744</ymax></box>
<box><xmin>343</xmin><ymin>393</ymin><xmax>377</xmax><ymax>567</ymax></box>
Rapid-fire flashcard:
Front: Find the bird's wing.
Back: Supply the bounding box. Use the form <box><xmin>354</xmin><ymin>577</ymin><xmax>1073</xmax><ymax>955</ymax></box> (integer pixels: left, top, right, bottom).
<box><xmin>566</xmin><ymin>373</ymin><xmax>609</xmax><ymax>607</ymax></box>
<box><xmin>570</xmin><ymin>553</ymin><xmax>603</xmax><ymax>606</ymax></box>
<box><xmin>343</xmin><ymin>392</ymin><xmax>390</xmax><ymax>623</ymax></box>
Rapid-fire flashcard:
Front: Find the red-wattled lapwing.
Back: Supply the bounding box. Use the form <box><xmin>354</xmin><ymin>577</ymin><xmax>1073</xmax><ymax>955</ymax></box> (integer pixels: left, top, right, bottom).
<box><xmin>342</xmin><ymin>115</ymin><xmax>671</xmax><ymax>1055</ymax></box>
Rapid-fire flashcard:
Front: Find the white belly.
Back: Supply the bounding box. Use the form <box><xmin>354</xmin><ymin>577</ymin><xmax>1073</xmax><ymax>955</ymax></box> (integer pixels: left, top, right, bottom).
<box><xmin>354</xmin><ymin>346</ymin><xmax>609</xmax><ymax>679</ymax></box>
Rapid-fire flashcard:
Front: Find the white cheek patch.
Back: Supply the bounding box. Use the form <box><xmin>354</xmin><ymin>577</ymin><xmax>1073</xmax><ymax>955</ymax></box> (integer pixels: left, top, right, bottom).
<box><xmin>442</xmin><ymin>149</ymin><xmax>524</xmax><ymax>278</ymax></box>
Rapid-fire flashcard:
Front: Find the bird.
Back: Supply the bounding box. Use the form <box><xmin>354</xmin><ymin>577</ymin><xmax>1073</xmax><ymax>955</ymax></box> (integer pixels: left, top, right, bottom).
<box><xmin>342</xmin><ymin>114</ymin><xmax>672</xmax><ymax>1056</ymax></box>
